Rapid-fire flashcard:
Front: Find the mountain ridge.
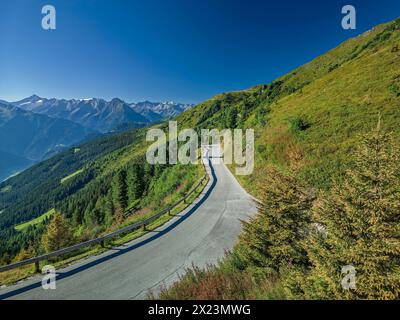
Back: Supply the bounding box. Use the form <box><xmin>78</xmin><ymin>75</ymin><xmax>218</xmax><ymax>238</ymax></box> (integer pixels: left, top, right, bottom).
<box><xmin>11</xmin><ymin>96</ymin><xmax>193</xmax><ymax>132</ymax></box>
<box><xmin>12</xmin><ymin>96</ymin><xmax>147</xmax><ymax>133</ymax></box>
<box><xmin>0</xmin><ymin>96</ymin><xmax>192</xmax><ymax>180</ymax></box>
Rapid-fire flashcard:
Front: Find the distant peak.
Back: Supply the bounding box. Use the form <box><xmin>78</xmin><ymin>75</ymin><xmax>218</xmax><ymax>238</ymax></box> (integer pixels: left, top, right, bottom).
<box><xmin>110</xmin><ymin>97</ymin><xmax>125</xmax><ymax>104</ymax></box>
<box><xmin>29</xmin><ymin>94</ymin><xmax>42</xmax><ymax>100</ymax></box>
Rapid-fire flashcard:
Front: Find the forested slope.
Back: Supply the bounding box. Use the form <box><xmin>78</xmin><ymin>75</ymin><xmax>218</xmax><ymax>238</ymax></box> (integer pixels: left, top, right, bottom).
<box><xmin>0</xmin><ymin>127</ymin><xmax>201</xmax><ymax>263</ymax></box>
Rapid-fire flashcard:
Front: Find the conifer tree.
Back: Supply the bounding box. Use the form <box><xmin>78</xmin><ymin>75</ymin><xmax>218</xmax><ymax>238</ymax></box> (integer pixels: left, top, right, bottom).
<box><xmin>226</xmin><ymin>107</ymin><xmax>238</xmax><ymax>128</ymax></box>
<box><xmin>116</xmin><ymin>170</ymin><xmax>128</xmax><ymax>210</ymax></box>
<box><xmin>304</xmin><ymin>124</ymin><xmax>400</xmax><ymax>299</ymax></box>
<box><xmin>236</xmin><ymin>166</ymin><xmax>314</xmax><ymax>276</ymax></box>
<box><xmin>14</xmin><ymin>243</ymin><xmax>36</xmax><ymax>262</ymax></box>
<box><xmin>41</xmin><ymin>212</ymin><xmax>74</xmax><ymax>253</ymax></box>
<box><xmin>127</xmin><ymin>165</ymin><xmax>144</xmax><ymax>203</ymax></box>
<box><xmin>104</xmin><ymin>190</ymin><xmax>115</xmax><ymax>226</ymax></box>
<box><xmin>114</xmin><ymin>205</ymin><xmax>125</xmax><ymax>225</ymax></box>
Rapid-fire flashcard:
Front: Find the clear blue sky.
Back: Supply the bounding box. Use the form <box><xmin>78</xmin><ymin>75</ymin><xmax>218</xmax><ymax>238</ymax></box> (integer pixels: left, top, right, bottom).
<box><xmin>0</xmin><ymin>0</ymin><xmax>399</xmax><ymax>103</ymax></box>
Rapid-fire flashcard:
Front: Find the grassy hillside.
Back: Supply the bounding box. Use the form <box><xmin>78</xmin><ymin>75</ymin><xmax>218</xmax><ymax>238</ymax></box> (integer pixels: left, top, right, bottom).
<box><xmin>14</xmin><ymin>209</ymin><xmax>55</xmax><ymax>232</ymax></box>
<box><xmin>176</xmin><ymin>18</ymin><xmax>400</xmax><ymax>193</ymax></box>
<box><xmin>155</xmin><ymin>18</ymin><xmax>400</xmax><ymax>299</ymax></box>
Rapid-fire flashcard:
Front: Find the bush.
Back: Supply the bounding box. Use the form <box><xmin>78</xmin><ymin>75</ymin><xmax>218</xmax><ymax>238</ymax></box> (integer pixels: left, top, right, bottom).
<box><xmin>150</xmin><ymin>262</ymin><xmax>285</xmax><ymax>300</ymax></box>
<box><xmin>389</xmin><ymin>83</ymin><xmax>400</xmax><ymax>97</ymax></box>
<box><xmin>289</xmin><ymin>117</ymin><xmax>310</xmax><ymax>133</ymax></box>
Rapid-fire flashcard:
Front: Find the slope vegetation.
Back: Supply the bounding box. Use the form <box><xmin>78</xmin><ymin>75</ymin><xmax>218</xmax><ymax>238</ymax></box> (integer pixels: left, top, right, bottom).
<box><xmin>0</xmin><ymin>126</ymin><xmax>201</xmax><ymax>263</ymax></box>
<box><xmin>157</xmin><ymin>18</ymin><xmax>400</xmax><ymax>299</ymax></box>
<box><xmin>177</xmin><ymin>18</ymin><xmax>400</xmax><ymax>191</ymax></box>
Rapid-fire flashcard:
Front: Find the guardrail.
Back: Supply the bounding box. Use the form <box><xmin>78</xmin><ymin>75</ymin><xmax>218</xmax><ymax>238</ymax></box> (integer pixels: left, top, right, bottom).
<box><xmin>0</xmin><ymin>158</ymin><xmax>210</xmax><ymax>273</ymax></box>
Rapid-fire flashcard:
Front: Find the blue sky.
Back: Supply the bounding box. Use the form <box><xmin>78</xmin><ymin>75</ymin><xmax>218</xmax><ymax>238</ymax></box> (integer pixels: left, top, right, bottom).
<box><xmin>0</xmin><ymin>0</ymin><xmax>399</xmax><ymax>103</ymax></box>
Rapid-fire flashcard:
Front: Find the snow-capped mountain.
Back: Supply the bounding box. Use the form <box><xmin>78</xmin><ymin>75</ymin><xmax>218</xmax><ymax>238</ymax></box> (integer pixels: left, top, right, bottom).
<box><xmin>13</xmin><ymin>96</ymin><xmax>149</xmax><ymax>133</ymax></box>
<box><xmin>12</xmin><ymin>95</ymin><xmax>45</xmax><ymax>111</ymax></box>
<box><xmin>1</xmin><ymin>95</ymin><xmax>192</xmax><ymax>181</ymax></box>
<box><xmin>130</xmin><ymin>101</ymin><xmax>194</xmax><ymax>122</ymax></box>
<box><xmin>12</xmin><ymin>96</ymin><xmax>193</xmax><ymax>133</ymax></box>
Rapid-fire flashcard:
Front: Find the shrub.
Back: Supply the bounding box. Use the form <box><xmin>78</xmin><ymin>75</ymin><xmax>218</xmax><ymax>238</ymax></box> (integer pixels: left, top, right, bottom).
<box><xmin>388</xmin><ymin>83</ymin><xmax>400</xmax><ymax>97</ymax></box>
<box><xmin>289</xmin><ymin>117</ymin><xmax>310</xmax><ymax>133</ymax></box>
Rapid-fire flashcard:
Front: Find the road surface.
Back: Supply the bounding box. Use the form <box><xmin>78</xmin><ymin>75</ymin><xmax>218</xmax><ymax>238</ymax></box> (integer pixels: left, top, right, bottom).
<box><xmin>0</xmin><ymin>145</ymin><xmax>257</xmax><ymax>300</ymax></box>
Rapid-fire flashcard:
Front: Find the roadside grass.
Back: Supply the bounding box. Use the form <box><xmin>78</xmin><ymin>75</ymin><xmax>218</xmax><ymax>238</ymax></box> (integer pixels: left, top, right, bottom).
<box><xmin>0</xmin><ymin>164</ymin><xmax>209</xmax><ymax>287</ymax></box>
<box><xmin>14</xmin><ymin>209</ymin><xmax>55</xmax><ymax>232</ymax></box>
<box><xmin>150</xmin><ymin>257</ymin><xmax>286</xmax><ymax>300</ymax></box>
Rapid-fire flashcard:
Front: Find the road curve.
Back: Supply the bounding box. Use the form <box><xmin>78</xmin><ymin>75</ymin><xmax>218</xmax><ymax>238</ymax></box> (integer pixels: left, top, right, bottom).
<box><xmin>0</xmin><ymin>146</ymin><xmax>257</xmax><ymax>300</ymax></box>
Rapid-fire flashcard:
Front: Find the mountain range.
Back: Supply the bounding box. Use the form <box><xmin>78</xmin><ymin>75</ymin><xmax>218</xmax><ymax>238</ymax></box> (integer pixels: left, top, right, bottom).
<box><xmin>0</xmin><ymin>96</ymin><xmax>193</xmax><ymax>181</ymax></box>
<box><xmin>13</xmin><ymin>95</ymin><xmax>193</xmax><ymax>133</ymax></box>
<box><xmin>130</xmin><ymin>101</ymin><xmax>193</xmax><ymax>122</ymax></box>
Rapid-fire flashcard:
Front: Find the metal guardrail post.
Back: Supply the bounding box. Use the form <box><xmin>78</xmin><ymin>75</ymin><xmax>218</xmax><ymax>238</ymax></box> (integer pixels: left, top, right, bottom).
<box><xmin>35</xmin><ymin>261</ymin><xmax>40</xmax><ymax>273</ymax></box>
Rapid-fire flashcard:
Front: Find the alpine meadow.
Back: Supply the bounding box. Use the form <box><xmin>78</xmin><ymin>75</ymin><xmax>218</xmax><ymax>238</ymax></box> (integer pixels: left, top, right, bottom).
<box><xmin>154</xmin><ymin>18</ymin><xmax>400</xmax><ymax>300</ymax></box>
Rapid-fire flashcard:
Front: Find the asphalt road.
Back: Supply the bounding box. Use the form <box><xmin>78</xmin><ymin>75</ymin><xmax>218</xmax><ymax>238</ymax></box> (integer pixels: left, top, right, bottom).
<box><xmin>0</xmin><ymin>146</ymin><xmax>257</xmax><ymax>300</ymax></box>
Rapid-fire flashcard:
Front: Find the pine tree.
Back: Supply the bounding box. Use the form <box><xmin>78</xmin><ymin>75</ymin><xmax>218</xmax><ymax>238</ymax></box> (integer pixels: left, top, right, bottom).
<box><xmin>72</xmin><ymin>208</ymin><xmax>82</xmax><ymax>226</ymax></box>
<box><xmin>127</xmin><ymin>165</ymin><xmax>144</xmax><ymax>204</ymax></box>
<box><xmin>93</xmin><ymin>197</ymin><xmax>106</xmax><ymax>225</ymax></box>
<box><xmin>41</xmin><ymin>212</ymin><xmax>74</xmax><ymax>253</ymax></box>
<box><xmin>304</xmin><ymin>124</ymin><xmax>400</xmax><ymax>299</ymax></box>
<box><xmin>14</xmin><ymin>243</ymin><xmax>36</xmax><ymax>262</ymax></box>
<box><xmin>116</xmin><ymin>170</ymin><xmax>128</xmax><ymax>210</ymax></box>
<box><xmin>236</xmin><ymin>166</ymin><xmax>314</xmax><ymax>276</ymax></box>
<box><xmin>104</xmin><ymin>190</ymin><xmax>115</xmax><ymax>226</ymax></box>
<box><xmin>114</xmin><ymin>205</ymin><xmax>125</xmax><ymax>225</ymax></box>
<box><xmin>226</xmin><ymin>107</ymin><xmax>238</xmax><ymax>128</ymax></box>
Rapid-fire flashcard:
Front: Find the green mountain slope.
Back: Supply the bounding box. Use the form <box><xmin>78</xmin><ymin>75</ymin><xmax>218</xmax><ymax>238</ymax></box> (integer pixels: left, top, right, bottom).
<box><xmin>156</xmin><ymin>18</ymin><xmax>400</xmax><ymax>300</ymax></box>
<box><xmin>176</xmin><ymin>18</ymin><xmax>400</xmax><ymax>192</ymax></box>
<box><xmin>0</xmin><ymin>127</ymin><xmax>201</xmax><ymax>262</ymax></box>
